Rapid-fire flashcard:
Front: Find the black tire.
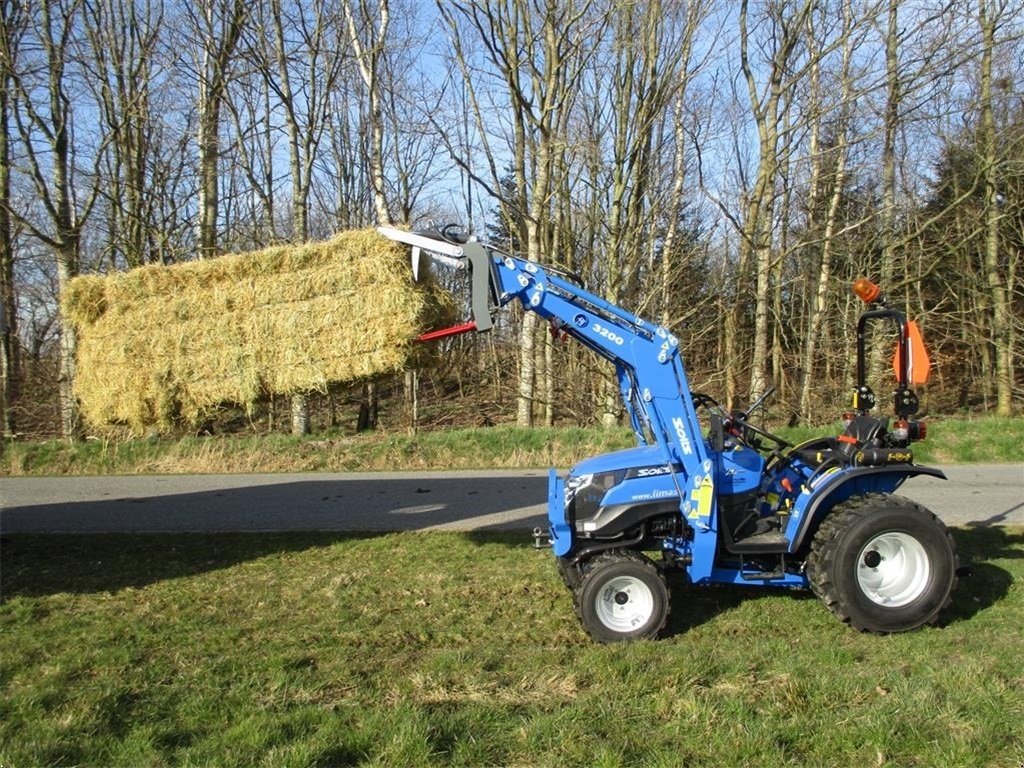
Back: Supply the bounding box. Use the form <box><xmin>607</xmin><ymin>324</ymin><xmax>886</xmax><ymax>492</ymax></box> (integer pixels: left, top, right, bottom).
<box><xmin>555</xmin><ymin>556</ymin><xmax>582</xmax><ymax>590</ymax></box>
<box><xmin>573</xmin><ymin>551</ymin><xmax>669</xmax><ymax>643</ymax></box>
<box><xmin>807</xmin><ymin>493</ymin><xmax>958</xmax><ymax>633</ymax></box>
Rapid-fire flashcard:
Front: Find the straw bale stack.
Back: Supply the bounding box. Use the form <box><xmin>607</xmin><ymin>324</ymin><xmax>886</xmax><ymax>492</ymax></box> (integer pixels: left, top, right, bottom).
<box><xmin>61</xmin><ymin>229</ymin><xmax>454</xmax><ymax>431</ymax></box>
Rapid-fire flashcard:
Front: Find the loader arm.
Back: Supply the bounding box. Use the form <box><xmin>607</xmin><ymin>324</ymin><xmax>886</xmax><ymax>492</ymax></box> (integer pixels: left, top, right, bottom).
<box><xmin>377</xmin><ymin>227</ymin><xmax>714</xmax><ymax>526</ymax></box>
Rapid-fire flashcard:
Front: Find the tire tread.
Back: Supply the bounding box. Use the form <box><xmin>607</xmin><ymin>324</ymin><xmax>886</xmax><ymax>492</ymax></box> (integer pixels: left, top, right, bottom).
<box><xmin>806</xmin><ymin>493</ymin><xmax>958</xmax><ymax>633</ymax></box>
<box><xmin>572</xmin><ymin>550</ymin><xmax>670</xmax><ymax>642</ymax></box>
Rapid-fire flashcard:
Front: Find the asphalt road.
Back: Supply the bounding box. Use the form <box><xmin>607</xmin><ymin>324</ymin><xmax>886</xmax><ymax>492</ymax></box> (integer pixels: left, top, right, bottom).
<box><xmin>1</xmin><ymin>465</ymin><xmax>1021</xmax><ymax>534</ymax></box>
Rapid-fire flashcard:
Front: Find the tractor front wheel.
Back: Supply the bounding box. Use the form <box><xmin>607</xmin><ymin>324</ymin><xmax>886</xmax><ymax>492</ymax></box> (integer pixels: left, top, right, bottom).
<box><xmin>574</xmin><ymin>551</ymin><xmax>669</xmax><ymax>643</ymax></box>
<box><xmin>556</xmin><ymin>556</ymin><xmax>582</xmax><ymax>590</ymax></box>
<box><xmin>807</xmin><ymin>494</ymin><xmax>958</xmax><ymax>633</ymax></box>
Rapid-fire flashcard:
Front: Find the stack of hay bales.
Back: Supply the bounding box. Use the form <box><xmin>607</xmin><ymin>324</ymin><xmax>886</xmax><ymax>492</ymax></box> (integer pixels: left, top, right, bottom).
<box><xmin>61</xmin><ymin>229</ymin><xmax>454</xmax><ymax>431</ymax></box>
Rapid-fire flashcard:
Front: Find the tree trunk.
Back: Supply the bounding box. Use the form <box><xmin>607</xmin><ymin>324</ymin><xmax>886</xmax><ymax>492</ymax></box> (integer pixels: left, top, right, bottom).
<box><xmin>979</xmin><ymin>0</ymin><xmax>1012</xmax><ymax>415</ymax></box>
<box><xmin>871</xmin><ymin>0</ymin><xmax>900</xmax><ymax>384</ymax></box>
<box><xmin>356</xmin><ymin>381</ymin><xmax>378</xmax><ymax>432</ymax></box>
<box><xmin>738</xmin><ymin>0</ymin><xmax>812</xmax><ymax>405</ymax></box>
<box><xmin>198</xmin><ymin>80</ymin><xmax>222</xmax><ymax>258</ymax></box>
<box><xmin>47</xmin><ymin>0</ymin><xmax>84</xmax><ymax>440</ymax></box>
<box><xmin>405</xmin><ymin>369</ymin><xmax>418</xmax><ymax>434</ymax></box>
<box><xmin>516</xmin><ymin>311</ymin><xmax>537</xmax><ymax>426</ymax></box>
<box><xmin>344</xmin><ymin>0</ymin><xmax>391</xmax><ymax>226</ymax></box>
<box><xmin>290</xmin><ymin>392</ymin><xmax>310</xmax><ymax>436</ymax></box>
<box><xmin>798</xmin><ymin>0</ymin><xmax>854</xmax><ymax>423</ymax></box>
<box><xmin>661</xmin><ymin>94</ymin><xmax>687</xmax><ymax>327</ymax></box>
<box><xmin>196</xmin><ymin>0</ymin><xmax>247</xmax><ymax>259</ymax></box>
<box><xmin>0</xmin><ymin>24</ymin><xmax>17</xmax><ymax>437</ymax></box>
<box><xmin>56</xmin><ymin>241</ymin><xmax>81</xmax><ymax>440</ymax></box>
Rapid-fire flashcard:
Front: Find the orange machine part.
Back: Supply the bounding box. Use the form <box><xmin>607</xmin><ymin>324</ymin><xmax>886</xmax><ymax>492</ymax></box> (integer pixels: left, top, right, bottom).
<box><xmin>893</xmin><ymin>320</ymin><xmax>931</xmax><ymax>385</ymax></box>
<box><xmin>852</xmin><ymin>277</ymin><xmax>881</xmax><ymax>304</ymax></box>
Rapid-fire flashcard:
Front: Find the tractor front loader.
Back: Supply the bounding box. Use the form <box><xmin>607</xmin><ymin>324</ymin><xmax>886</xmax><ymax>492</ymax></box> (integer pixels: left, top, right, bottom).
<box><xmin>378</xmin><ymin>225</ymin><xmax>959</xmax><ymax>643</ymax></box>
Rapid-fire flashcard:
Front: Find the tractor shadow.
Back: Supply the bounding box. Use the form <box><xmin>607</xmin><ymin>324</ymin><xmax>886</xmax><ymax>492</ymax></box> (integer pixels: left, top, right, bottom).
<box><xmin>0</xmin><ymin>532</ymin><xmax>382</xmax><ymax>599</ymax></box>
<box><xmin>661</xmin><ymin>574</ymin><xmax>818</xmax><ymax>638</ymax></box>
<box><xmin>0</xmin><ymin>474</ymin><xmax>547</xmax><ymax>598</ymax></box>
<box><xmin>659</xmin><ymin>525</ymin><xmax>1020</xmax><ymax>638</ymax></box>
<box><xmin>941</xmin><ymin>525</ymin><xmax>1020</xmax><ymax>626</ymax></box>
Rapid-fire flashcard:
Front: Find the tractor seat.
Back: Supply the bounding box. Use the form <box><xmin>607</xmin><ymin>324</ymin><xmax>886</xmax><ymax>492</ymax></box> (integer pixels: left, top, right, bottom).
<box><xmin>842</xmin><ymin>414</ymin><xmax>886</xmax><ymax>445</ymax></box>
<box><xmin>788</xmin><ymin>415</ymin><xmax>889</xmax><ymax>474</ymax></box>
<box><xmin>791</xmin><ymin>436</ymin><xmax>842</xmax><ymax>469</ymax></box>
<box><xmin>836</xmin><ymin>415</ymin><xmax>887</xmax><ymax>460</ymax></box>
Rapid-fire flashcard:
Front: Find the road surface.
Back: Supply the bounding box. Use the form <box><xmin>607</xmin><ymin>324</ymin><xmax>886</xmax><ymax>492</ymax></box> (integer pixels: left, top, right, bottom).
<box><xmin>1</xmin><ymin>465</ymin><xmax>1021</xmax><ymax>534</ymax></box>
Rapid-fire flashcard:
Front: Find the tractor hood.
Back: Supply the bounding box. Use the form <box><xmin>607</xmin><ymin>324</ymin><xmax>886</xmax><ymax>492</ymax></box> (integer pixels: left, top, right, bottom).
<box><xmin>569</xmin><ymin>444</ymin><xmax>673</xmax><ymax>479</ymax></box>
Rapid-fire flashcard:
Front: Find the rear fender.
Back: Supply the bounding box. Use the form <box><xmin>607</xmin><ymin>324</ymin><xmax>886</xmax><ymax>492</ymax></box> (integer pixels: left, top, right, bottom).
<box><xmin>785</xmin><ymin>465</ymin><xmax>946</xmax><ymax>554</ymax></box>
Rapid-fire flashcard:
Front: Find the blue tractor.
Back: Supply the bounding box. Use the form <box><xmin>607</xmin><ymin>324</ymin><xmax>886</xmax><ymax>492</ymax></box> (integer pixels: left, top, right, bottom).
<box><xmin>379</xmin><ymin>226</ymin><xmax>959</xmax><ymax>643</ymax></box>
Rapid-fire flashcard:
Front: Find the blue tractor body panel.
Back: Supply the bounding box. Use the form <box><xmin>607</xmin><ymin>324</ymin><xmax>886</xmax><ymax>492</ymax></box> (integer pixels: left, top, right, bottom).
<box><xmin>714</xmin><ymin>446</ymin><xmax>765</xmax><ymax>495</ymax></box>
<box><xmin>569</xmin><ymin>444</ymin><xmax>669</xmax><ymax>477</ymax></box>
<box><xmin>547</xmin><ymin>470</ymin><xmax>571</xmax><ymax>557</ymax></box>
<box><xmin>783</xmin><ymin>464</ymin><xmax>947</xmax><ymax>553</ymax></box>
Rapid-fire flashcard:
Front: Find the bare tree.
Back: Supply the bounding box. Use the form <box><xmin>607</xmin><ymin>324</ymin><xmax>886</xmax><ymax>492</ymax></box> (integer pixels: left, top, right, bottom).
<box><xmin>797</xmin><ymin>0</ymin><xmax>858</xmax><ymax>422</ymax></box>
<box><xmin>590</xmin><ymin>0</ymin><xmax>701</xmax><ymax>424</ymax></box>
<box><xmin>862</xmin><ymin>0</ymin><xmax>901</xmax><ymax>391</ymax></box>
<box><xmin>245</xmin><ymin>0</ymin><xmax>347</xmax><ymax>433</ymax></box>
<box><xmin>978</xmin><ymin>0</ymin><xmax>1014</xmax><ymax>415</ymax></box>
<box><xmin>343</xmin><ymin>0</ymin><xmax>391</xmax><ymax>226</ymax></box>
<box><xmin>440</xmin><ymin>0</ymin><xmax>602</xmax><ymax>426</ymax></box>
<box><xmin>187</xmin><ymin>0</ymin><xmax>248</xmax><ymax>258</ymax></box>
<box><xmin>325</xmin><ymin>77</ymin><xmax>375</xmax><ymax>230</ymax></box>
<box><xmin>737</xmin><ymin>0</ymin><xmax>815</xmax><ymax>406</ymax></box>
<box><xmin>82</xmin><ymin>0</ymin><xmax>164</xmax><ymax>268</ymax></box>
<box><xmin>223</xmin><ymin>63</ymin><xmax>277</xmax><ymax>244</ymax></box>
<box><xmin>5</xmin><ymin>0</ymin><xmax>112</xmax><ymax>439</ymax></box>
<box><xmin>0</xmin><ymin>0</ymin><xmax>25</xmax><ymax>439</ymax></box>
<box><xmin>657</xmin><ymin>14</ymin><xmax>708</xmax><ymax>330</ymax></box>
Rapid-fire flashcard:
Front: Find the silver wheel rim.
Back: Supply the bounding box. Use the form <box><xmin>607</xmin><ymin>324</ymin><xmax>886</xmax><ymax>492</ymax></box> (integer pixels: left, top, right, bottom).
<box><xmin>856</xmin><ymin>532</ymin><xmax>931</xmax><ymax>607</ymax></box>
<box><xmin>594</xmin><ymin>575</ymin><xmax>655</xmax><ymax>632</ymax></box>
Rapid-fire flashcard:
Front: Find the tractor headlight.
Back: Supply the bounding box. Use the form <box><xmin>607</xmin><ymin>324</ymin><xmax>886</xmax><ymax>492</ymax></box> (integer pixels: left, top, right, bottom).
<box><xmin>564</xmin><ymin>471</ymin><xmax>623</xmax><ymax>524</ymax></box>
<box><xmin>564</xmin><ymin>473</ymin><xmax>594</xmax><ymax>507</ymax></box>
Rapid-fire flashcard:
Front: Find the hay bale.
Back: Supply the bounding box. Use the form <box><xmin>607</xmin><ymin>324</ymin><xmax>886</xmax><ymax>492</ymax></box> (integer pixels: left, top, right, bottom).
<box><xmin>61</xmin><ymin>229</ymin><xmax>454</xmax><ymax>431</ymax></box>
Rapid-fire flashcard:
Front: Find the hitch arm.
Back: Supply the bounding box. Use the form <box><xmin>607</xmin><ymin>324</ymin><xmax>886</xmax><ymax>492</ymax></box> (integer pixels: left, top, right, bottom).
<box><xmin>377</xmin><ymin>226</ymin><xmax>499</xmax><ymax>333</ymax></box>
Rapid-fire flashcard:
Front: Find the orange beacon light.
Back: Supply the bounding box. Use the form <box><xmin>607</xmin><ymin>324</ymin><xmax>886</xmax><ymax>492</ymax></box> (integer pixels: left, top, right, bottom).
<box><xmin>852</xmin><ymin>277</ymin><xmax>881</xmax><ymax>305</ymax></box>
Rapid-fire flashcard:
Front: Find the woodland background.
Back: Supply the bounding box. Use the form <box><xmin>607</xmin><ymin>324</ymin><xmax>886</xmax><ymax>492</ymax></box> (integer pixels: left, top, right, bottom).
<box><xmin>1</xmin><ymin>0</ymin><xmax>1021</xmax><ymax>440</ymax></box>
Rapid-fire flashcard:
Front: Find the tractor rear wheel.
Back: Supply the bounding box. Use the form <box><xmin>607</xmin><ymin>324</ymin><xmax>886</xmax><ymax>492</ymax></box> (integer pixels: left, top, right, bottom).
<box><xmin>574</xmin><ymin>551</ymin><xmax>669</xmax><ymax>643</ymax></box>
<box><xmin>807</xmin><ymin>494</ymin><xmax>958</xmax><ymax>633</ymax></box>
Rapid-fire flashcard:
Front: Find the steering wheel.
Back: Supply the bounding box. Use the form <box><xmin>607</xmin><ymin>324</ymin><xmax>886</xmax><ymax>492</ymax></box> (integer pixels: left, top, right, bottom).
<box><xmin>729</xmin><ymin>412</ymin><xmax>791</xmax><ymax>448</ymax></box>
<box><xmin>691</xmin><ymin>391</ymin><xmax>791</xmax><ymax>450</ymax></box>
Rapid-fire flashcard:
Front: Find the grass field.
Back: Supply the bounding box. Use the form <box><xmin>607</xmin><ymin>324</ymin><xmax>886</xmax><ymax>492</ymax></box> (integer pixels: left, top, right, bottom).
<box><xmin>5</xmin><ymin>416</ymin><xmax>1024</xmax><ymax>476</ymax></box>
<box><xmin>1</xmin><ymin>526</ymin><xmax>1021</xmax><ymax>767</ymax></box>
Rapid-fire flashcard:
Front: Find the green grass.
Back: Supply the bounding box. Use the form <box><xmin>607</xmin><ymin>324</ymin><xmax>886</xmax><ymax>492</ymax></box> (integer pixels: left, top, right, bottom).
<box><xmin>4</xmin><ymin>416</ymin><xmax>1023</xmax><ymax>476</ymax></box>
<box><xmin>2</xmin><ymin>425</ymin><xmax>639</xmax><ymax>476</ymax></box>
<box><xmin>2</xmin><ymin>527</ymin><xmax>1022</xmax><ymax>767</ymax></box>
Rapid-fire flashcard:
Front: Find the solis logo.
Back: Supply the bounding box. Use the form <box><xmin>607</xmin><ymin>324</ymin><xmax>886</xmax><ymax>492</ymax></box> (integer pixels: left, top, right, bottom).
<box><xmin>672</xmin><ymin>417</ymin><xmax>693</xmax><ymax>455</ymax></box>
<box><xmin>635</xmin><ymin>466</ymin><xmax>670</xmax><ymax>477</ymax></box>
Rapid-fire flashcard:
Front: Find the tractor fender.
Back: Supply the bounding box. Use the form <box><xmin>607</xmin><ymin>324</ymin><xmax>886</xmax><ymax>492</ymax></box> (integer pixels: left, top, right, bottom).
<box><xmin>786</xmin><ymin>464</ymin><xmax>946</xmax><ymax>554</ymax></box>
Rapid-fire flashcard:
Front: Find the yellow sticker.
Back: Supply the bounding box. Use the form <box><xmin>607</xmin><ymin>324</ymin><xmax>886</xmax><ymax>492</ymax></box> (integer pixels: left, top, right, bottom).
<box><xmin>690</xmin><ymin>475</ymin><xmax>714</xmax><ymax>519</ymax></box>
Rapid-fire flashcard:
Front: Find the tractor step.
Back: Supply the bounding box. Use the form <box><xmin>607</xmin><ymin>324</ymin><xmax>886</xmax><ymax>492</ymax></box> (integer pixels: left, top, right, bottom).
<box><xmin>738</xmin><ymin>546</ymin><xmax>790</xmax><ymax>581</ymax></box>
<box><xmin>739</xmin><ymin>565</ymin><xmax>787</xmax><ymax>581</ymax></box>
<box><xmin>725</xmin><ymin>530</ymin><xmax>789</xmax><ymax>554</ymax></box>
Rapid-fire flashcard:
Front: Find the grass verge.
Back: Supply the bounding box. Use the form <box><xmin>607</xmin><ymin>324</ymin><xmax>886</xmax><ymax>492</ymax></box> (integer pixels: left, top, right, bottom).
<box><xmin>1</xmin><ymin>527</ymin><xmax>1022</xmax><ymax>767</ymax></box>
<box><xmin>4</xmin><ymin>416</ymin><xmax>1023</xmax><ymax>476</ymax></box>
